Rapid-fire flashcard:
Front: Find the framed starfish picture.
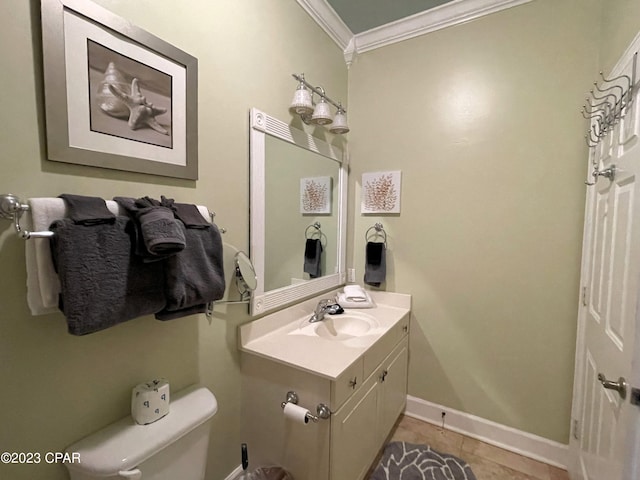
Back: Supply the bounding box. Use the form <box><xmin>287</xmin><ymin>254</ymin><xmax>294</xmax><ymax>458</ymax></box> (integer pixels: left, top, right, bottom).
<box><xmin>40</xmin><ymin>0</ymin><xmax>198</xmax><ymax>180</ymax></box>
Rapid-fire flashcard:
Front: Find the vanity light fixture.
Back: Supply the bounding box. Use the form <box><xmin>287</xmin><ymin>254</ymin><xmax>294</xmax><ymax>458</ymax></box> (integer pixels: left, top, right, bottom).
<box><xmin>290</xmin><ymin>73</ymin><xmax>349</xmax><ymax>134</ymax></box>
<box><xmin>289</xmin><ymin>74</ymin><xmax>314</xmax><ymax>116</ymax></box>
<box><xmin>330</xmin><ymin>104</ymin><xmax>349</xmax><ymax>134</ymax></box>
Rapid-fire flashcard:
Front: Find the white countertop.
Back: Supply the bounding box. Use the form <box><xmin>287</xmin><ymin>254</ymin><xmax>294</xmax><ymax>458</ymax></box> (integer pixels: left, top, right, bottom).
<box><xmin>239</xmin><ymin>289</ymin><xmax>411</xmax><ymax>380</ymax></box>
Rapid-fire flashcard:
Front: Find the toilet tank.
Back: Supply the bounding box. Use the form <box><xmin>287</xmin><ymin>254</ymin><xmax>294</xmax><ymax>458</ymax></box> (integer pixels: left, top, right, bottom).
<box><xmin>65</xmin><ymin>385</ymin><xmax>218</xmax><ymax>480</ymax></box>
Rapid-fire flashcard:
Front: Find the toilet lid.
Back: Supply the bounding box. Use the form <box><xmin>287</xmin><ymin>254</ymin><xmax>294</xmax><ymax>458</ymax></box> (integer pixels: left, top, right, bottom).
<box><xmin>64</xmin><ymin>386</ymin><xmax>217</xmax><ymax>476</ymax></box>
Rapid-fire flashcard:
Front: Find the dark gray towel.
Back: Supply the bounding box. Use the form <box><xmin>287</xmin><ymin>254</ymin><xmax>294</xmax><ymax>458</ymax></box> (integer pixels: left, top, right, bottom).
<box><xmin>364</xmin><ymin>241</ymin><xmax>386</xmax><ymax>287</ymax></box>
<box><xmin>49</xmin><ymin>217</ymin><xmax>166</xmax><ymax>335</ymax></box>
<box><xmin>114</xmin><ymin>196</ymin><xmax>185</xmax><ymax>260</ymax></box>
<box><xmin>58</xmin><ymin>194</ymin><xmax>115</xmax><ymax>225</ymax></box>
<box><xmin>171</xmin><ymin>203</ymin><xmax>210</xmax><ymax>228</ymax></box>
<box><xmin>304</xmin><ymin>238</ymin><xmax>323</xmax><ymax>278</ymax></box>
<box><xmin>159</xmin><ymin>196</ymin><xmax>210</xmax><ymax>229</ymax></box>
<box><xmin>155</xmin><ymin>222</ymin><xmax>225</xmax><ymax>320</ymax></box>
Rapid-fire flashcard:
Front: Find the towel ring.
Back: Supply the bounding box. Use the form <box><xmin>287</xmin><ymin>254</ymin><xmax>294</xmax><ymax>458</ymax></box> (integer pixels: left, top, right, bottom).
<box><xmin>305</xmin><ymin>222</ymin><xmax>327</xmax><ymax>248</ymax></box>
<box><xmin>365</xmin><ymin>223</ymin><xmax>387</xmax><ymax>247</ymax></box>
<box><xmin>305</xmin><ymin>222</ymin><xmax>322</xmax><ymax>239</ymax></box>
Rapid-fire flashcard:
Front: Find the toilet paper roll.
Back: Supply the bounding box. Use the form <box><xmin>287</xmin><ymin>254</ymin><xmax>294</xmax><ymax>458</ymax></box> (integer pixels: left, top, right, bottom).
<box><xmin>283</xmin><ymin>402</ymin><xmax>310</xmax><ymax>424</ymax></box>
<box><xmin>131</xmin><ymin>379</ymin><xmax>170</xmax><ymax>425</ymax></box>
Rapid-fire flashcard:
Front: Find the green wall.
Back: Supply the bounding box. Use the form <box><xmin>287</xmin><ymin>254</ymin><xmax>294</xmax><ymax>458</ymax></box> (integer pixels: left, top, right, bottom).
<box><xmin>3</xmin><ymin>1</ymin><xmax>640</xmax><ymax>478</ymax></box>
<box><xmin>346</xmin><ymin>0</ymin><xmax>602</xmax><ymax>443</ymax></box>
<box><xmin>0</xmin><ymin>1</ymin><xmax>346</xmax><ymax>479</ymax></box>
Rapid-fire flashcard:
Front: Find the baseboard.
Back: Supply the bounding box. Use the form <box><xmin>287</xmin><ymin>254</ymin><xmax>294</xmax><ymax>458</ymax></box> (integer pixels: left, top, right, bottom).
<box><xmin>223</xmin><ymin>464</ymin><xmax>244</xmax><ymax>480</ymax></box>
<box><xmin>405</xmin><ymin>395</ymin><xmax>568</xmax><ymax>469</ymax></box>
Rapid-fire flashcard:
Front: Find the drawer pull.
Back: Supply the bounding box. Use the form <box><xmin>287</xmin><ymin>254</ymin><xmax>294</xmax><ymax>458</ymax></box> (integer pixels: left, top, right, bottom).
<box><xmin>348</xmin><ymin>377</ymin><xmax>357</xmax><ymax>389</ymax></box>
<box><xmin>402</xmin><ymin>325</ymin><xmax>408</xmax><ymax>333</ymax></box>
<box><xmin>380</xmin><ymin>370</ymin><xmax>388</xmax><ymax>382</ymax></box>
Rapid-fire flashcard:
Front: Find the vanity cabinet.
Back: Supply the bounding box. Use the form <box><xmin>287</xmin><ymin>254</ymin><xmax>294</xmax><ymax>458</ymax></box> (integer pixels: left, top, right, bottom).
<box><xmin>331</xmin><ymin>337</ymin><xmax>408</xmax><ymax>480</ymax></box>
<box><xmin>240</xmin><ymin>304</ymin><xmax>410</xmax><ymax>480</ymax></box>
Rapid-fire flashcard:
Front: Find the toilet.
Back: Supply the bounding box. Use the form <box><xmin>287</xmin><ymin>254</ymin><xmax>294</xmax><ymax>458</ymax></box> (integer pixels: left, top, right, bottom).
<box><xmin>64</xmin><ymin>385</ymin><xmax>218</xmax><ymax>480</ymax></box>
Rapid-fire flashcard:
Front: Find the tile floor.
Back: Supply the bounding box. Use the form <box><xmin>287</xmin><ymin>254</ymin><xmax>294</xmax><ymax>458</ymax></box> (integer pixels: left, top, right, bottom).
<box><xmin>368</xmin><ymin>415</ymin><xmax>569</xmax><ymax>480</ymax></box>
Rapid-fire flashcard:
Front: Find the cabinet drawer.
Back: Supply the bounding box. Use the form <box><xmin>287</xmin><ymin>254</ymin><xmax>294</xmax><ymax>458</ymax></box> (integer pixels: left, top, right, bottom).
<box><xmin>363</xmin><ymin>312</ymin><xmax>409</xmax><ymax>379</ymax></box>
<box><xmin>331</xmin><ymin>358</ymin><xmax>364</xmax><ymax>409</ymax></box>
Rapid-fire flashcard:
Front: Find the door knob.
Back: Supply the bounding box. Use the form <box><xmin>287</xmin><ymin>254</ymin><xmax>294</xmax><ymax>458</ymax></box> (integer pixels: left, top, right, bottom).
<box><xmin>597</xmin><ymin>373</ymin><xmax>627</xmax><ymax>399</ymax></box>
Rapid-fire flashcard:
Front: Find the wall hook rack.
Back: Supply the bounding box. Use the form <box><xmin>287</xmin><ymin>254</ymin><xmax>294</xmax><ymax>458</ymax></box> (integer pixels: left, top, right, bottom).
<box><xmin>581</xmin><ymin>52</ymin><xmax>638</xmax><ymax>148</ymax></box>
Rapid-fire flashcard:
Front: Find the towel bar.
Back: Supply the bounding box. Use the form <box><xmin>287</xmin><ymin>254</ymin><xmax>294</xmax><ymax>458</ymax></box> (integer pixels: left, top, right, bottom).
<box><xmin>0</xmin><ymin>194</ymin><xmax>55</xmax><ymax>239</ymax></box>
<box><xmin>0</xmin><ymin>193</ymin><xmax>228</xmax><ymax>240</ymax></box>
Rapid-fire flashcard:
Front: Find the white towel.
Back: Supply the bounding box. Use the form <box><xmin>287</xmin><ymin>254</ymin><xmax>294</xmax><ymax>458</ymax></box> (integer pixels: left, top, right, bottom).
<box><xmin>26</xmin><ymin>198</ymin><xmax>66</xmax><ymax>315</ymax></box>
<box><xmin>338</xmin><ymin>285</ymin><xmax>374</xmax><ymax>308</ymax></box>
<box><xmin>343</xmin><ymin>284</ymin><xmax>368</xmax><ymax>301</ymax></box>
<box><xmin>24</xmin><ymin>198</ymin><xmax>211</xmax><ymax>316</ymax></box>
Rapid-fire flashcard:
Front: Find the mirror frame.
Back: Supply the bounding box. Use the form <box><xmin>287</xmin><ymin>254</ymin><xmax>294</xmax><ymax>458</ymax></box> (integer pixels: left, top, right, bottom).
<box><xmin>249</xmin><ymin>108</ymin><xmax>347</xmax><ymax>315</ymax></box>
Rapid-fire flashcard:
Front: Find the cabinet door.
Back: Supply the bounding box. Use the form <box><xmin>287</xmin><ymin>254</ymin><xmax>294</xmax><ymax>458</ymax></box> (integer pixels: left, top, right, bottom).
<box><xmin>377</xmin><ymin>337</ymin><xmax>409</xmax><ymax>444</ymax></box>
<box><xmin>330</xmin><ymin>374</ymin><xmax>379</xmax><ymax>480</ymax></box>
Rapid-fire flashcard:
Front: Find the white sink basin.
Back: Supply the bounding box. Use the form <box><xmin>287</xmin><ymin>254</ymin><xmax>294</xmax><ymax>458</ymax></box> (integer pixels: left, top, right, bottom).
<box><xmin>314</xmin><ymin>313</ymin><xmax>378</xmax><ymax>340</ymax></box>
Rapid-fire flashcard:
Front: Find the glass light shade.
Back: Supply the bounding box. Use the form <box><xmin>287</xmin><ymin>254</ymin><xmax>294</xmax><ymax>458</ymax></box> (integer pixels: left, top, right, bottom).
<box><xmin>311</xmin><ymin>98</ymin><xmax>333</xmax><ymax>125</ymax></box>
<box><xmin>329</xmin><ymin>110</ymin><xmax>349</xmax><ymax>134</ymax></box>
<box><xmin>289</xmin><ymin>86</ymin><xmax>313</xmax><ymax>116</ymax></box>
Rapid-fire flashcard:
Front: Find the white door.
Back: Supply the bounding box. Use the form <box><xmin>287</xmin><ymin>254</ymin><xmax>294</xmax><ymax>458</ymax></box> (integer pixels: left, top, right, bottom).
<box><xmin>569</xmin><ymin>46</ymin><xmax>640</xmax><ymax>480</ymax></box>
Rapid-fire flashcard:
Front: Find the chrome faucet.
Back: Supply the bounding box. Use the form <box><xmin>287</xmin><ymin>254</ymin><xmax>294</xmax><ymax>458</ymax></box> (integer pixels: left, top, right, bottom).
<box><xmin>309</xmin><ymin>299</ymin><xmax>333</xmax><ymax>323</ymax></box>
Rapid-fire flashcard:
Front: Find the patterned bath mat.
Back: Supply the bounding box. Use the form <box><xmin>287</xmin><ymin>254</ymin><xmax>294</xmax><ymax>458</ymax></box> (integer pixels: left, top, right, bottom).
<box><xmin>369</xmin><ymin>441</ymin><xmax>477</xmax><ymax>480</ymax></box>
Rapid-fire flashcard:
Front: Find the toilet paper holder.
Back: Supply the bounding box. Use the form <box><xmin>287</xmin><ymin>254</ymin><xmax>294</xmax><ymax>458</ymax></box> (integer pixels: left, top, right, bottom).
<box><xmin>280</xmin><ymin>391</ymin><xmax>331</xmax><ymax>422</ymax></box>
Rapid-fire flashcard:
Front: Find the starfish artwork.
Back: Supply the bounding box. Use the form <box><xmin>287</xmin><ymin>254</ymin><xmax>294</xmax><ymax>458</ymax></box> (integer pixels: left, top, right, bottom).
<box><xmin>107</xmin><ymin>78</ymin><xmax>169</xmax><ymax>135</ymax></box>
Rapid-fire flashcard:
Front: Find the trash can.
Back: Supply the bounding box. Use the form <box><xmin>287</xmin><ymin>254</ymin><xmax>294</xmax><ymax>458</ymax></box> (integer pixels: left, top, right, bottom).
<box><xmin>241</xmin><ymin>465</ymin><xmax>294</xmax><ymax>480</ymax></box>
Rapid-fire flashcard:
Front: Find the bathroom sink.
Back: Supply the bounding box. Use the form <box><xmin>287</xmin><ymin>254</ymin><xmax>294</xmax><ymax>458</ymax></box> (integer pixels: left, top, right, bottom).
<box><xmin>240</xmin><ymin>291</ymin><xmax>411</xmax><ymax>379</ymax></box>
<box><xmin>314</xmin><ymin>312</ymin><xmax>379</xmax><ymax>341</ymax></box>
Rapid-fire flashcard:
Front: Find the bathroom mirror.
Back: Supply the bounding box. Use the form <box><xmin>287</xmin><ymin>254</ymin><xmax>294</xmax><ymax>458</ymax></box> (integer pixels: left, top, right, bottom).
<box><xmin>249</xmin><ymin>108</ymin><xmax>347</xmax><ymax>315</ymax></box>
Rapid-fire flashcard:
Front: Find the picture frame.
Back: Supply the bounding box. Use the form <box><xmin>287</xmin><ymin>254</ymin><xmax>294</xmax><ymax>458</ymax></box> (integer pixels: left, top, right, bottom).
<box><xmin>40</xmin><ymin>0</ymin><xmax>198</xmax><ymax>180</ymax></box>
<box><xmin>361</xmin><ymin>171</ymin><xmax>402</xmax><ymax>214</ymax></box>
<box><xmin>300</xmin><ymin>176</ymin><xmax>332</xmax><ymax>214</ymax></box>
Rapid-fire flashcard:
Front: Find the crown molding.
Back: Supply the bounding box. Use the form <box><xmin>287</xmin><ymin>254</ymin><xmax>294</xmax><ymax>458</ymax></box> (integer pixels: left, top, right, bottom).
<box><xmin>354</xmin><ymin>0</ymin><xmax>534</xmax><ymax>54</ymax></box>
<box><xmin>297</xmin><ymin>0</ymin><xmax>534</xmax><ymax>62</ymax></box>
<box><xmin>295</xmin><ymin>0</ymin><xmax>352</xmax><ymax>50</ymax></box>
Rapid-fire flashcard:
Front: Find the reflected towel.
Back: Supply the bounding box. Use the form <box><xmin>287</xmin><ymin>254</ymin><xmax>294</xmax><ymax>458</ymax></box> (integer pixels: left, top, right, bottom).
<box><xmin>304</xmin><ymin>238</ymin><xmax>323</xmax><ymax>278</ymax></box>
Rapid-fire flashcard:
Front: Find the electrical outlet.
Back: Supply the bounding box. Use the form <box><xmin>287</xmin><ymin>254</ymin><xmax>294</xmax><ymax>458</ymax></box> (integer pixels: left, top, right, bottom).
<box><xmin>347</xmin><ymin>268</ymin><xmax>355</xmax><ymax>283</ymax></box>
